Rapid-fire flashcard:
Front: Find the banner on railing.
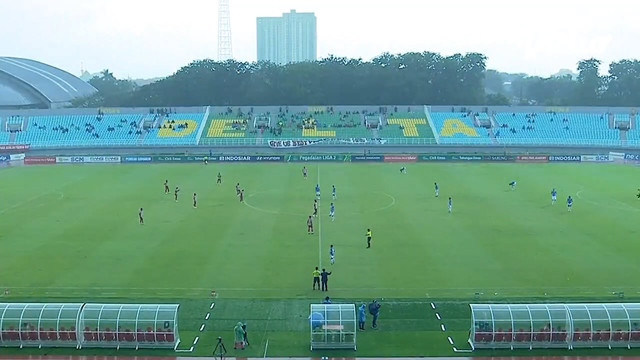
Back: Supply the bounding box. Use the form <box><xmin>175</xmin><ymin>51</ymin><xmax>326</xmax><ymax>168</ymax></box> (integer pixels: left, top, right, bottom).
<box><xmin>549</xmin><ymin>155</ymin><xmax>581</xmax><ymax>162</ymax></box>
<box><xmin>9</xmin><ymin>153</ymin><xmax>25</xmax><ymax>161</ymax></box>
<box><xmin>25</xmin><ymin>156</ymin><xmax>56</xmax><ymax>165</ymax></box>
<box><xmin>57</xmin><ymin>156</ymin><xmax>121</xmax><ymax>163</ymax></box>
<box><xmin>581</xmin><ymin>154</ymin><xmax>610</xmax><ymax>162</ymax></box>
<box><xmin>287</xmin><ymin>154</ymin><xmax>349</xmax><ymax>162</ymax></box>
<box><xmin>0</xmin><ymin>154</ymin><xmax>9</xmax><ymax>162</ymax></box>
<box><xmin>268</xmin><ymin>139</ymin><xmax>324</xmax><ymax>149</ymax></box>
<box><xmin>337</xmin><ymin>138</ymin><xmax>388</xmax><ymax>145</ymax></box>
<box><xmin>0</xmin><ymin>144</ymin><xmax>30</xmax><ymax>151</ymax></box>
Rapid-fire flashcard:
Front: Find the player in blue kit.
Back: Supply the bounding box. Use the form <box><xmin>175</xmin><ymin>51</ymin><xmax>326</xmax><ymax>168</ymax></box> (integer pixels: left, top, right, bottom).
<box><xmin>332</xmin><ymin>185</ymin><xmax>336</xmax><ymax>200</ymax></box>
<box><xmin>448</xmin><ymin>197</ymin><xmax>452</xmax><ymax>213</ymax></box>
<box><xmin>551</xmin><ymin>188</ymin><xmax>557</xmax><ymax>205</ymax></box>
<box><xmin>567</xmin><ymin>195</ymin><xmax>573</xmax><ymax>212</ymax></box>
<box><xmin>315</xmin><ymin>184</ymin><xmax>321</xmax><ymax>199</ymax></box>
<box><xmin>509</xmin><ymin>180</ymin><xmax>517</xmax><ymax>190</ymax></box>
<box><xmin>329</xmin><ymin>202</ymin><xmax>335</xmax><ymax>221</ymax></box>
<box><xmin>330</xmin><ymin>245</ymin><xmax>335</xmax><ymax>265</ymax></box>
<box><xmin>434</xmin><ymin>182</ymin><xmax>439</xmax><ymax>197</ymax></box>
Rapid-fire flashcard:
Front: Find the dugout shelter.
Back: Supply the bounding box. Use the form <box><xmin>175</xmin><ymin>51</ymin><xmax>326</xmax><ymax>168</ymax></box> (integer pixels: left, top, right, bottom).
<box><xmin>309</xmin><ymin>303</ymin><xmax>357</xmax><ymax>350</ymax></box>
<box><xmin>470</xmin><ymin>303</ymin><xmax>640</xmax><ymax>350</ymax></box>
<box><xmin>0</xmin><ymin>303</ymin><xmax>179</xmax><ymax>350</ymax></box>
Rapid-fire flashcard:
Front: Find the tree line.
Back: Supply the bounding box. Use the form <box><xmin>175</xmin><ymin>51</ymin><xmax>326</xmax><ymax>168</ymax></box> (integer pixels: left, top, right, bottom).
<box><xmin>74</xmin><ymin>53</ymin><xmax>640</xmax><ymax>108</ymax></box>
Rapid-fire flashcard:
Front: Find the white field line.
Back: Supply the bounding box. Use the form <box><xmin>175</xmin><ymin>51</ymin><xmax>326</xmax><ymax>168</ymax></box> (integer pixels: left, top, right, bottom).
<box><xmin>3</xmin><ymin>285</ymin><xmax>636</xmax><ymax>293</ymax></box>
<box><xmin>263</xmin><ymin>338</ymin><xmax>269</xmax><ymax>358</ymax></box>
<box><xmin>317</xmin><ymin>165</ymin><xmax>322</xmax><ymax>268</ymax></box>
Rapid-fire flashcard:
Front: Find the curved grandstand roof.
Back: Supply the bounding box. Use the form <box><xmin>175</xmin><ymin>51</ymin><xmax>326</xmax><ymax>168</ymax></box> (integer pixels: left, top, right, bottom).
<box><xmin>0</xmin><ymin>57</ymin><xmax>97</xmax><ymax>108</ymax></box>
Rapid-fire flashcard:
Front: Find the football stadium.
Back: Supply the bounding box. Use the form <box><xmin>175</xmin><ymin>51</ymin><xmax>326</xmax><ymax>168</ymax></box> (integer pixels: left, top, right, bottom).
<box><xmin>2</xmin><ymin>58</ymin><xmax>640</xmax><ymax>360</ymax></box>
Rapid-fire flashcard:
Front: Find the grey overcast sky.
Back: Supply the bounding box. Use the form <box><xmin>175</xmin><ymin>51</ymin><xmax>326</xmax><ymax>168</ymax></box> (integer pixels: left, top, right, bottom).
<box><xmin>1</xmin><ymin>0</ymin><xmax>638</xmax><ymax>79</ymax></box>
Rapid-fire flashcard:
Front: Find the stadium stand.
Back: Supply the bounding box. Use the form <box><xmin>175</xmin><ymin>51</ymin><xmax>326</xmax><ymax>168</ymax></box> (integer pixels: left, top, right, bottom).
<box><xmin>142</xmin><ymin>113</ymin><xmax>205</xmax><ymax>145</ymax></box>
<box><xmin>384</xmin><ymin>112</ymin><xmax>434</xmax><ymax>138</ymax></box>
<box><xmin>205</xmin><ymin>115</ymin><xmax>249</xmax><ymax>138</ymax></box>
<box><xmin>430</xmin><ymin>112</ymin><xmax>492</xmax><ymax>144</ymax></box>
<box><xmin>15</xmin><ymin>114</ymin><xmax>144</xmax><ymax>147</ymax></box>
<box><xmin>493</xmin><ymin>112</ymin><xmax>619</xmax><ymax>145</ymax></box>
<box><xmin>7</xmin><ymin>110</ymin><xmax>205</xmax><ymax>147</ymax></box>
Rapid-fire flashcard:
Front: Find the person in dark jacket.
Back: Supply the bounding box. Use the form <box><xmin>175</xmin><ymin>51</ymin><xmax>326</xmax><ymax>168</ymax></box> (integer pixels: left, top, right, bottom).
<box><xmin>369</xmin><ymin>300</ymin><xmax>381</xmax><ymax>328</ymax></box>
<box><xmin>320</xmin><ymin>269</ymin><xmax>332</xmax><ymax>291</ymax></box>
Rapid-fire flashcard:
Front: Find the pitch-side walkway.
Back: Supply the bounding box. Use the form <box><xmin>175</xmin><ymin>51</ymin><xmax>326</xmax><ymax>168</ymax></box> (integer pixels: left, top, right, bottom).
<box><xmin>1</xmin><ymin>356</ymin><xmax>640</xmax><ymax>360</ymax></box>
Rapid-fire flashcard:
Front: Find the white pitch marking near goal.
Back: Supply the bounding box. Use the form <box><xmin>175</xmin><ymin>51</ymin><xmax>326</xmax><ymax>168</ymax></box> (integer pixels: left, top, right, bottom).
<box><xmin>205</xmin><ymin>313</ymin><xmax>210</xmax><ymax>320</ymax></box>
<box><xmin>441</xmin><ymin>324</ymin><xmax>446</xmax><ymax>331</ymax></box>
<box><xmin>448</xmin><ymin>336</ymin><xmax>454</xmax><ymax>345</ymax></box>
<box><xmin>199</xmin><ymin>324</ymin><xmax>205</xmax><ymax>332</ymax></box>
<box><xmin>435</xmin><ymin>312</ymin><xmax>441</xmax><ymax>320</ymax></box>
<box><xmin>193</xmin><ymin>336</ymin><xmax>199</xmax><ymax>345</ymax></box>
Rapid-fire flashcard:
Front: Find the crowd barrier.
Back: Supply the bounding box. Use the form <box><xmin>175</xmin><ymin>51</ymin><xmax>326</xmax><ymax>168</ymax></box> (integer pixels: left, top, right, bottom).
<box><xmin>19</xmin><ymin>152</ymin><xmax>640</xmax><ymax>165</ymax></box>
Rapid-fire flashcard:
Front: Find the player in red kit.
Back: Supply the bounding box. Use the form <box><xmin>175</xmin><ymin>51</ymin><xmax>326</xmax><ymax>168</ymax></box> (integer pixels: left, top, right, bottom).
<box><xmin>307</xmin><ymin>216</ymin><xmax>314</xmax><ymax>234</ymax></box>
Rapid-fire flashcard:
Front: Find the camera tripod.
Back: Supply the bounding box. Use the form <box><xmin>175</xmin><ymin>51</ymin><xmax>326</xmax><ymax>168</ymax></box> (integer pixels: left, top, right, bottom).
<box><xmin>213</xmin><ymin>336</ymin><xmax>227</xmax><ymax>360</ymax></box>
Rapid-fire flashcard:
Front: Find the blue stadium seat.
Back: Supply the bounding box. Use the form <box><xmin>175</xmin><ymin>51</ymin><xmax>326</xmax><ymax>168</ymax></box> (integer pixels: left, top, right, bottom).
<box><xmin>142</xmin><ymin>113</ymin><xmax>205</xmax><ymax>145</ymax></box>
<box><xmin>493</xmin><ymin>112</ymin><xmax>620</xmax><ymax>146</ymax></box>
<box><xmin>430</xmin><ymin>112</ymin><xmax>492</xmax><ymax>144</ymax></box>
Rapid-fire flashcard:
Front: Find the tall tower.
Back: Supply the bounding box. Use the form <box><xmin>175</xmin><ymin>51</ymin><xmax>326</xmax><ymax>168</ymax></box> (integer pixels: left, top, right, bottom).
<box><xmin>217</xmin><ymin>0</ymin><xmax>233</xmax><ymax>61</ymax></box>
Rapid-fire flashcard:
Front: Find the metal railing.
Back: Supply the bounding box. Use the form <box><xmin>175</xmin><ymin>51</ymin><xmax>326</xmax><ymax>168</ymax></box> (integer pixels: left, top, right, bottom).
<box><xmin>7</xmin><ymin>137</ymin><xmax>640</xmax><ymax>149</ymax></box>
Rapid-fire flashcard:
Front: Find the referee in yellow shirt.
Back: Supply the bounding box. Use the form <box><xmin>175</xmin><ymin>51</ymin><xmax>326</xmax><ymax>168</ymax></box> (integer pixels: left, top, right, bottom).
<box><xmin>366</xmin><ymin>229</ymin><xmax>372</xmax><ymax>248</ymax></box>
<box><xmin>312</xmin><ymin>267</ymin><xmax>321</xmax><ymax>290</ymax></box>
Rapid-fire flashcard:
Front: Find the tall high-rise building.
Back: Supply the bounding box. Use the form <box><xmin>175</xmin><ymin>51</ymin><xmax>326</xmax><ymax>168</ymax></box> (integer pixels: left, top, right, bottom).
<box><xmin>257</xmin><ymin>10</ymin><xmax>317</xmax><ymax>65</ymax></box>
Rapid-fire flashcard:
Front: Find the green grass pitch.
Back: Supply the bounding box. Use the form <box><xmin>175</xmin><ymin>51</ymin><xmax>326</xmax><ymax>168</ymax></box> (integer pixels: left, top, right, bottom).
<box><xmin>1</xmin><ymin>162</ymin><xmax>639</xmax><ymax>357</ymax></box>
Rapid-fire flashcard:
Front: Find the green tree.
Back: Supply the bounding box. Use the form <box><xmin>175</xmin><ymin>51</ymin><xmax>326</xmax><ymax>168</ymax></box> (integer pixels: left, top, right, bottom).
<box><xmin>576</xmin><ymin>58</ymin><xmax>602</xmax><ymax>105</ymax></box>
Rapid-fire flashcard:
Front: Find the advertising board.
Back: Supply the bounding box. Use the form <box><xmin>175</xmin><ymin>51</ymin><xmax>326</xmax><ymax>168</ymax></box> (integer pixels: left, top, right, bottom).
<box><xmin>287</xmin><ymin>155</ymin><xmax>348</xmax><ymax>162</ymax></box>
<box><xmin>516</xmin><ymin>155</ymin><xmax>549</xmax><ymax>163</ymax></box>
<box><xmin>25</xmin><ymin>156</ymin><xmax>56</xmax><ymax>165</ymax></box>
<box><xmin>548</xmin><ymin>155</ymin><xmax>581</xmax><ymax>162</ymax></box>
<box><xmin>351</xmin><ymin>155</ymin><xmax>383</xmax><ymax>162</ymax></box>
<box><xmin>581</xmin><ymin>155</ymin><xmax>610</xmax><ymax>162</ymax></box>
<box><xmin>123</xmin><ymin>156</ymin><xmax>153</xmax><ymax>163</ymax></box>
<box><xmin>420</xmin><ymin>155</ymin><xmax>449</xmax><ymax>161</ymax></box>
<box><xmin>451</xmin><ymin>155</ymin><xmax>483</xmax><ymax>161</ymax></box>
<box><xmin>57</xmin><ymin>156</ymin><xmax>121</xmax><ymax>163</ymax></box>
<box><xmin>383</xmin><ymin>155</ymin><xmax>417</xmax><ymax>162</ymax></box>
